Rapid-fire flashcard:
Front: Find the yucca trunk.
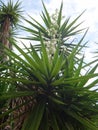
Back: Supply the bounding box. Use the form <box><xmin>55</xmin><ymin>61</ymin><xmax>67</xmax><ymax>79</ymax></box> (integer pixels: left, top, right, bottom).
<box><xmin>0</xmin><ymin>17</ymin><xmax>12</xmax><ymax>129</ymax></box>
<box><xmin>0</xmin><ymin>17</ymin><xmax>11</xmax><ymax>62</ymax></box>
<box><xmin>1</xmin><ymin>17</ymin><xmax>10</xmax><ymax>48</ymax></box>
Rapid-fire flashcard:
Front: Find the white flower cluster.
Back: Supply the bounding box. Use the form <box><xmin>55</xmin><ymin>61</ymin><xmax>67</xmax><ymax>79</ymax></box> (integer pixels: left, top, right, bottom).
<box><xmin>44</xmin><ymin>39</ymin><xmax>56</xmax><ymax>59</ymax></box>
<box><xmin>43</xmin><ymin>9</ymin><xmax>66</xmax><ymax>61</ymax></box>
<box><xmin>60</xmin><ymin>45</ymin><xmax>67</xmax><ymax>52</ymax></box>
<box><xmin>44</xmin><ymin>9</ymin><xmax>63</xmax><ymax>60</ymax></box>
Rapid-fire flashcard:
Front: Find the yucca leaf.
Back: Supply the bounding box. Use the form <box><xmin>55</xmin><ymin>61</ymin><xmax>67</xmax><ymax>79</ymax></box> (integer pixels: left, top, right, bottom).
<box><xmin>76</xmin><ymin>41</ymin><xmax>88</xmax><ymax>55</ymax></box>
<box><xmin>23</xmin><ymin>16</ymin><xmax>46</xmax><ymax>35</ymax></box>
<box><xmin>39</xmin><ymin>108</ymin><xmax>49</xmax><ymax>130</ymax></box>
<box><xmin>49</xmin><ymin>96</ymin><xmax>66</xmax><ymax>105</ymax></box>
<box><xmin>65</xmin><ymin>21</ymin><xmax>84</xmax><ymax>35</ymax></box>
<box><xmin>11</xmin><ymin>42</ymin><xmax>38</xmax><ymax>68</ymax></box>
<box><xmin>21</xmin><ymin>25</ymin><xmax>38</xmax><ymax>35</ymax></box>
<box><xmin>0</xmin><ymin>91</ymin><xmax>35</xmax><ymax>99</ymax></box>
<box><xmin>51</xmin><ymin>77</ymin><xmax>64</xmax><ymax>86</ymax></box>
<box><xmin>57</xmin><ymin>2</ymin><xmax>63</xmax><ymax>26</ymax></box>
<box><xmin>59</xmin><ymin>17</ymin><xmax>70</xmax><ymax>33</ymax></box>
<box><xmin>50</xmin><ymin>110</ymin><xmax>60</xmax><ymax>130</ymax></box>
<box><xmin>74</xmin><ymin>56</ymin><xmax>84</xmax><ymax>77</ymax></box>
<box><xmin>41</xmin><ymin>11</ymin><xmax>50</xmax><ymax>29</ymax></box>
<box><xmin>51</xmin><ymin>54</ymin><xmax>64</xmax><ymax>78</ymax></box>
<box><xmin>83</xmin><ymin>59</ymin><xmax>98</xmax><ymax>68</ymax></box>
<box><xmin>78</xmin><ymin>64</ymin><xmax>98</xmax><ymax>87</ymax></box>
<box><xmin>84</xmin><ymin>78</ymin><xmax>98</xmax><ymax>89</ymax></box>
<box><xmin>22</xmin><ymin>18</ymin><xmax>45</xmax><ymax>33</ymax></box>
<box><xmin>51</xmin><ymin>47</ymin><xmax>59</xmax><ymax>66</ymax></box>
<box><xmin>22</xmin><ymin>100</ymin><xmax>45</xmax><ymax>130</ymax></box>
<box><xmin>67</xmin><ymin>111</ymin><xmax>98</xmax><ymax>130</ymax></box>
<box><xmin>10</xmin><ymin>43</ymin><xmax>48</xmax><ymax>83</ymax></box>
<box><xmin>52</xmin><ymin>73</ymin><xmax>98</xmax><ymax>86</ymax></box>
<box><xmin>42</xmin><ymin>0</ymin><xmax>51</xmax><ymax>24</ymax></box>
<box><xmin>68</xmin><ymin>29</ymin><xmax>88</xmax><ymax>61</ymax></box>
<box><xmin>22</xmin><ymin>42</ymin><xmax>43</xmax><ymax>71</ymax></box>
<box><xmin>5</xmin><ymin>46</ymin><xmax>31</xmax><ymax>68</ymax></box>
<box><xmin>65</xmin><ymin>73</ymin><xmax>98</xmax><ymax>84</ymax></box>
<box><xmin>63</xmin><ymin>58</ymin><xmax>69</xmax><ymax>78</ymax></box>
<box><xmin>65</xmin><ymin>122</ymin><xmax>74</xmax><ymax>130</ymax></box>
<box><xmin>39</xmin><ymin>32</ymin><xmax>51</xmax><ymax>78</ymax></box>
<box><xmin>0</xmin><ymin>77</ymin><xmax>38</xmax><ymax>84</ymax></box>
<box><xmin>65</xmin><ymin>10</ymin><xmax>85</xmax><ymax>33</ymax></box>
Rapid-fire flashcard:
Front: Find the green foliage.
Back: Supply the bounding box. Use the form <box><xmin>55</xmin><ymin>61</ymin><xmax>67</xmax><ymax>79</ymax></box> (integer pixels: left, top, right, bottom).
<box><xmin>0</xmin><ymin>34</ymin><xmax>98</xmax><ymax>129</ymax></box>
<box><xmin>0</xmin><ymin>0</ymin><xmax>22</xmax><ymax>27</ymax></box>
<box><xmin>0</xmin><ymin>1</ymin><xmax>98</xmax><ymax>130</ymax></box>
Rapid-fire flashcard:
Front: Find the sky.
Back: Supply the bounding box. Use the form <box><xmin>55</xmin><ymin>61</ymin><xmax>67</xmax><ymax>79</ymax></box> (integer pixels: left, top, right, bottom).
<box><xmin>3</xmin><ymin>0</ymin><xmax>98</xmax><ymax>61</ymax></box>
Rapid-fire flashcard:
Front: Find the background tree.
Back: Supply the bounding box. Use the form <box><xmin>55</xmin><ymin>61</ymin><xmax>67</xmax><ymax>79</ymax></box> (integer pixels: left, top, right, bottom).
<box><xmin>0</xmin><ymin>0</ymin><xmax>22</xmax><ymax>129</ymax></box>
<box><xmin>0</xmin><ymin>0</ymin><xmax>22</xmax><ymax>62</ymax></box>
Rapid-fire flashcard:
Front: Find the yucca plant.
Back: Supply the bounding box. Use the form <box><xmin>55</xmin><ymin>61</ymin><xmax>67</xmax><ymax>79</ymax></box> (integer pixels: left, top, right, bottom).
<box><xmin>0</xmin><ymin>0</ymin><xmax>22</xmax><ymax>62</ymax></box>
<box><xmin>0</xmin><ymin>0</ymin><xmax>22</xmax><ymax>129</ymax></box>
<box><xmin>0</xmin><ymin>2</ymin><xmax>98</xmax><ymax>130</ymax></box>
